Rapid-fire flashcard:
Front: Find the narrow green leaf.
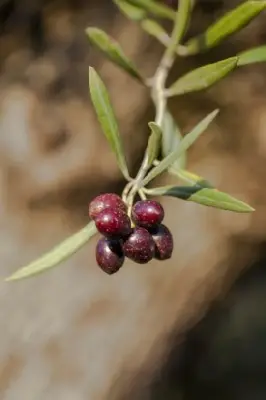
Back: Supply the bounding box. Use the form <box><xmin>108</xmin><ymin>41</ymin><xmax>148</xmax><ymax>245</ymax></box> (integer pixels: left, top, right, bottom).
<box><xmin>114</xmin><ymin>0</ymin><xmax>146</xmax><ymax>21</ymax></box>
<box><xmin>238</xmin><ymin>45</ymin><xmax>266</xmax><ymax>66</ymax></box>
<box><xmin>127</xmin><ymin>0</ymin><xmax>176</xmax><ymax>20</ymax></box>
<box><xmin>168</xmin><ymin>167</ymin><xmax>213</xmax><ymax>188</ymax></box>
<box><xmin>6</xmin><ymin>222</ymin><xmax>97</xmax><ymax>281</ymax></box>
<box><xmin>161</xmin><ymin>110</ymin><xmax>186</xmax><ymax>169</ymax></box>
<box><xmin>141</xmin><ymin>19</ymin><xmax>170</xmax><ymax>46</ymax></box>
<box><xmin>166</xmin><ymin>57</ymin><xmax>238</xmax><ymax>97</ymax></box>
<box><xmin>146</xmin><ymin>185</ymin><xmax>254</xmax><ymax>213</ymax></box>
<box><xmin>147</xmin><ymin>122</ymin><xmax>162</xmax><ymax>167</ymax></box>
<box><xmin>174</xmin><ymin>0</ymin><xmax>193</xmax><ymax>44</ymax></box>
<box><xmin>185</xmin><ymin>1</ymin><xmax>266</xmax><ymax>54</ymax></box>
<box><xmin>140</xmin><ymin>19</ymin><xmax>188</xmax><ymax>56</ymax></box>
<box><xmin>142</xmin><ymin>109</ymin><xmax>219</xmax><ymax>186</ymax></box>
<box><xmin>86</xmin><ymin>27</ymin><xmax>142</xmax><ymax>81</ymax></box>
<box><xmin>89</xmin><ymin>67</ymin><xmax>130</xmax><ymax>181</ymax></box>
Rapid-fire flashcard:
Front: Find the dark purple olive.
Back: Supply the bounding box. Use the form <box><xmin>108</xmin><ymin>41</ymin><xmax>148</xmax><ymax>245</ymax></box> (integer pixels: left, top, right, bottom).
<box><xmin>151</xmin><ymin>224</ymin><xmax>173</xmax><ymax>261</ymax></box>
<box><xmin>123</xmin><ymin>227</ymin><xmax>155</xmax><ymax>264</ymax></box>
<box><xmin>89</xmin><ymin>193</ymin><xmax>127</xmax><ymax>220</ymax></box>
<box><xmin>132</xmin><ymin>200</ymin><xmax>164</xmax><ymax>229</ymax></box>
<box><xmin>96</xmin><ymin>237</ymin><xmax>124</xmax><ymax>274</ymax></box>
<box><xmin>95</xmin><ymin>208</ymin><xmax>132</xmax><ymax>238</ymax></box>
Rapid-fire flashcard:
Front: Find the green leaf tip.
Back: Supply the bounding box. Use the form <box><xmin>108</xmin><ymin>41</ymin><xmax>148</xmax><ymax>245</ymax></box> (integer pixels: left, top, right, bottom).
<box><xmin>89</xmin><ymin>66</ymin><xmax>131</xmax><ymax>181</ymax></box>
<box><xmin>238</xmin><ymin>45</ymin><xmax>266</xmax><ymax>66</ymax></box>
<box><xmin>86</xmin><ymin>27</ymin><xmax>142</xmax><ymax>81</ymax></box>
<box><xmin>5</xmin><ymin>222</ymin><xmax>97</xmax><ymax>282</ymax></box>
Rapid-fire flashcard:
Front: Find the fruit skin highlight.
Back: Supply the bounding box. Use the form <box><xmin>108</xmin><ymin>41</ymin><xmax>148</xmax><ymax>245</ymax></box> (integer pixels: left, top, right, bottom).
<box><xmin>123</xmin><ymin>227</ymin><xmax>155</xmax><ymax>264</ymax></box>
<box><xmin>150</xmin><ymin>224</ymin><xmax>174</xmax><ymax>261</ymax></box>
<box><xmin>89</xmin><ymin>193</ymin><xmax>127</xmax><ymax>220</ymax></box>
<box><xmin>132</xmin><ymin>200</ymin><xmax>165</xmax><ymax>229</ymax></box>
<box><xmin>96</xmin><ymin>237</ymin><xmax>125</xmax><ymax>274</ymax></box>
<box><xmin>95</xmin><ymin>208</ymin><xmax>132</xmax><ymax>238</ymax></box>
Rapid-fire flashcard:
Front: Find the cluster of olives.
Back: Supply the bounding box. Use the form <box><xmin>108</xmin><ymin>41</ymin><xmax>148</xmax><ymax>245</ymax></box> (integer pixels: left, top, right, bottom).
<box><xmin>89</xmin><ymin>193</ymin><xmax>173</xmax><ymax>274</ymax></box>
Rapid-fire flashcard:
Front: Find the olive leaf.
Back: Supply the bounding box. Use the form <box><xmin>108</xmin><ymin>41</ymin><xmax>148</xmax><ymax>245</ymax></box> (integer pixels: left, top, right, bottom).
<box><xmin>166</xmin><ymin>57</ymin><xmax>238</xmax><ymax>97</ymax></box>
<box><xmin>89</xmin><ymin>67</ymin><xmax>131</xmax><ymax>181</ymax></box>
<box><xmin>140</xmin><ymin>19</ymin><xmax>188</xmax><ymax>56</ymax></box>
<box><xmin>147</xmin><ymin>122</ymin><xmax>162</xmax><ymax>167</ymax></box>
<box><xmin>145</xmin><ymin>185</ymin><xmax>254</xmax><ymax>213</ymax></box>
<box><xmin>238</xmin><ymin>45</ymin><xmax>266</xmax><ymax>66</ymax></box>
<box><xmin>114</xmin><ymin>0</ymin><xmax>146</xmax><ymax>20</ymax></box>
<box><xmin>162</xmin><ymin>110</ymin><xmax>186</xmax><ymax>170</ymax></box>
<box><xmin>185</xmin><ymin>1</ymin><xmax>266</xmax><ymax>55</ymax></box>
<box><xmin>6</xmin><ymin>222</ymin><xmax>97</xmax><ymax>281</ymax></box>
<box><xmin>142</xmin><ymin>109</ymin><xmax>219</xmax><ymax>186</ymax></box>
<box><xmin>86</xmin><ymin>27</ymin><xmax>142</xmax><ymax>81</ymax></box>
<box><xmin>168</xmin><ymin>167</ymin><xmax>213</xmax><ymax>188</ymax></box>
<box><xmin>174</xmin><ymin>0</ymin><xmax>193</xmax><ymax>45</ymax></box>
<box><xmin>141</xmin><ymin>19</ymin><xmax>170</xmax><ymax>46</ymax></box>
<box><xmin>127</xmin><ymin>0</ymin><xmax>176</xmax><ymax>20</ymax></box>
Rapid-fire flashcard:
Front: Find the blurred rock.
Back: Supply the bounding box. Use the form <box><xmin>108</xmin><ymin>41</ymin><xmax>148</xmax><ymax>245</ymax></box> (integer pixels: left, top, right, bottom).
<box><xmin>0</xmin><ymin>1</ymin><xmax>266</xmax><ymax>399</ymax></box>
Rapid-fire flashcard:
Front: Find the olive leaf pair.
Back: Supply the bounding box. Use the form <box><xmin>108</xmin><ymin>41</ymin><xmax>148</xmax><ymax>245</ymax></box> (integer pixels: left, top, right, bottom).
<box><xmin>7</xmin><ymin>0</ymin><xmax>266</xmax><ymax>281</ymax></box>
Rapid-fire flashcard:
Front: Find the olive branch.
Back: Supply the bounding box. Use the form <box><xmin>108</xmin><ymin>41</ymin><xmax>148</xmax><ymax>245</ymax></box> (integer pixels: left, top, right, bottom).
<box><xmin>6</xmin><ymin>0</ymin><xmax>266</xmax><ymax>281</ymax></box>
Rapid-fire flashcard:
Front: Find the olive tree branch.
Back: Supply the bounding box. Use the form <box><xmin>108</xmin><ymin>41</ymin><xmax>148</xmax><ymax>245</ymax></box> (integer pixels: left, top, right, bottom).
<box><xmin>122</xmin><ymin>5</ymin><xmax>181</xmax><ymax>207</ymax></box>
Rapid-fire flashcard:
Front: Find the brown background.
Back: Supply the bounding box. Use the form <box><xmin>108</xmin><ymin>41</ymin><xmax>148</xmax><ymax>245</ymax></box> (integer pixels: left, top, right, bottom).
<box><xmin>0</xmin><ymin>1</ymin><xmax>266</xmax><ymax>399</ymax></box>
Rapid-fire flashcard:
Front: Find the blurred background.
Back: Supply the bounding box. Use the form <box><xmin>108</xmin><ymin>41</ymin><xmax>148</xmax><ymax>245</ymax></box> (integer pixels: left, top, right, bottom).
<box><xmin>1</xmin><ymin>0</ymin><xmax>266</xmax><ymax>399</ymax></box>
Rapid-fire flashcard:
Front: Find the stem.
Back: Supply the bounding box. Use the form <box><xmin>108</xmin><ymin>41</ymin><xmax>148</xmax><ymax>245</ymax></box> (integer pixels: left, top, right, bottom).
<box><xmin>133</xmin><ymin>66</ymin><xmax>167</xmax><ymax>188</ymax></box>
<box><xmin>122</xmin><ymin>6</ymin><xmax>182</xmax><ymax>208</ymax></box>
<box><xmin>128</xmin><ymin>14</ymin><xmax>180</xmax><ymax>198</ymax></box>
<box><xmin>122</xmin><ymin>180</ymin><xmax>135</xmax><ymax>204</ymax></box>
<box><xmin>138</xmin><ymin>189</ymin><xmax>147</xmax><ymax>200</ymax></box>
